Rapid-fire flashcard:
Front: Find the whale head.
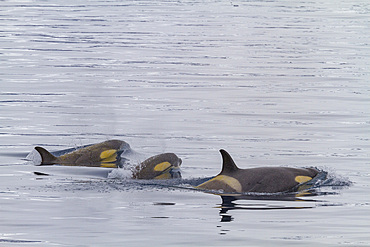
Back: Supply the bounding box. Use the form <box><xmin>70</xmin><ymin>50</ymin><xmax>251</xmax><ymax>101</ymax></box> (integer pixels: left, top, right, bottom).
<box><xmin>132</xmin><ymin>153</ymin><xmax>182</xmax><ymax>179</ymax></box>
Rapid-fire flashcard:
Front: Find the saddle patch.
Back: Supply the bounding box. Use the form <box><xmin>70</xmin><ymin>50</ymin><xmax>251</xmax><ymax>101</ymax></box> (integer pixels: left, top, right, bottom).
<box><xmin>197</xmin><ymin>175</ymin><xmax>242</xmax><ymax>193</ymax></box>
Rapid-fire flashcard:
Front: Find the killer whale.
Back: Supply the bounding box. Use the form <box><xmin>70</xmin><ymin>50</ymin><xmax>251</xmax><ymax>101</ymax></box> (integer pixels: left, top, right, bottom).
<box><xmin>195</xmin><ymin>149</ymin><xmax>320</xmax><ymax>193</ymax></box>
<box><xmin>132</xmin><ymin>152</ymin><xmax>182</xmax><ymax>179</ymax></box>
<box><xmin>35</xmin><ymin>139</ymin><xmax>129</xmax><ymax>168</ymax></box>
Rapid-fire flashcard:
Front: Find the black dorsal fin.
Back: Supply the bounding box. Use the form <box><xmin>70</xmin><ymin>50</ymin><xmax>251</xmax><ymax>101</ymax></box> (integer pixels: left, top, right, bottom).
<box><xmin>34</xmin><ymin>146</ymin><xmax>58</xmax><ymax>165</ymax></box>
<box><xmin>219</xmin><ymin>149</ymin><xmax>240</xmax><ymax>174</ymax></box>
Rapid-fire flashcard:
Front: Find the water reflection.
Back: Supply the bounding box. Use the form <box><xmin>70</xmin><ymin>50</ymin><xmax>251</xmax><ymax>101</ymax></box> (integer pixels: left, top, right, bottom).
<box><xmin>216</xmin><ymin>189</ymin><xmax>342</xmax><ymax>222</ymax></box>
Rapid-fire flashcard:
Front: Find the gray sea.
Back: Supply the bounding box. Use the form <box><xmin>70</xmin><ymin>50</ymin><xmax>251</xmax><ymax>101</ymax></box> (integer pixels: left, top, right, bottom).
<box><xmin>1</xmin><ymin>0</ymin><xmax>369</xmax><ymax>246</ymax></box>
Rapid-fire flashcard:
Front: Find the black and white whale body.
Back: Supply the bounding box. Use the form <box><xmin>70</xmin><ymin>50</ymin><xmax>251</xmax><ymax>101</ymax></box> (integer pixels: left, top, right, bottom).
<box><xmin>132</xmin><ymin>153</ymin><xmax>182</xmax><ymax>179</ymax></box>
<box><xmin>196</xmin><ymin>149</ymin><xmax>320</xmax><ymax>193</ymax></box>
<box><xmin>35</xmin><ymin>140</ymin><xmax>129</xmax><ymax>168</ymax></box>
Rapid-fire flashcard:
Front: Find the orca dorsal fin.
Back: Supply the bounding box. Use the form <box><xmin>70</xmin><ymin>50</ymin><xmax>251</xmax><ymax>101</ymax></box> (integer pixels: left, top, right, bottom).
<box><xmin>35</xmin><ymin>146</ymin><xmax>58</xmax><ymax>165</ymax></box>
<box><xmin>219</xmin><ymin>149</ymin><xmax>240</xmax><ymax>174</ymax></box>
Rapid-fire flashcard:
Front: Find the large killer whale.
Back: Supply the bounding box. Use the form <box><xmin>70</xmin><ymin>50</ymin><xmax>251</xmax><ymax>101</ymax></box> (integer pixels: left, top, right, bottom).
<box><xmin>34</xmin><ymin>139</ymin><xmax>182</xmax><ymax>179</ymax></box>
<box><xmin>195</xmin><ymin>149</ymin><xmax>320</xmax><ymax>193</ymax></box>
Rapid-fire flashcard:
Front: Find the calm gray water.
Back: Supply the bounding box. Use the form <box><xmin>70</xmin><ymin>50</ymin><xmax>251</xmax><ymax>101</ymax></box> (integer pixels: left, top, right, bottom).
<box><xmin>1</xmin><ymin>0</ymin><xmax>369</xmax><ymax>246</ymax></box>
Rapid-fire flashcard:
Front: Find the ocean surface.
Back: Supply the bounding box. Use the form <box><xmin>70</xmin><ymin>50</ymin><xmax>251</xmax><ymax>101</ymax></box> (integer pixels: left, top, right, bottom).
<box><xmin>0</xmin><ymin>0</ymin><xmax>369</xmax><ymax>246</ymax></box>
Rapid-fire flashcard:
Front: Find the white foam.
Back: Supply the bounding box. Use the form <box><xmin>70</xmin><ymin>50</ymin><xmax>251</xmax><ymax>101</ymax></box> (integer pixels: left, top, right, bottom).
<box><xmin>25</xmin><ymin>149</ymin><xmax>41</xmax><ymax>165</ymax></box>
<box><xmin>107</xmin><ymin>168</ymin><xmax>133</xmax><ymax>179</ymax></box>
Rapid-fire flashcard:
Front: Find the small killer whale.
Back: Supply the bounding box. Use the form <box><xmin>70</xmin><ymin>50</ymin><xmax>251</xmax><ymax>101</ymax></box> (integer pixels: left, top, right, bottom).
<box><xmin>133</xmin><ymin>153</ymin><xmax>182</xmax><ymax>179</ymax></box>
<box><xmin>195</xmin><ymin>149</ymin><xmax>320</xmax><ymax>193</ymax></box>
<box><xmin>35</xmin><ymin>139</ymin><xmax>129</xmax><ymax>168</ymax></box>
<box><xmin>34</xmin><ymin>139</ymin><xmax>182</xmax><ymax>179</ymax></box>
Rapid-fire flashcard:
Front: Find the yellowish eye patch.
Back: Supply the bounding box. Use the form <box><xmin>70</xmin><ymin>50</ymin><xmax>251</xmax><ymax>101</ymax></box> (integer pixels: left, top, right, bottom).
<box><xmin>154</xmin><ymin>162</ymin><xmax>172</xmax><ymax>172</ymax></box>
<box><xmin>100</xmin><ymin>149</ymin><xmax>117</xmax><ymax>162</ymax></box>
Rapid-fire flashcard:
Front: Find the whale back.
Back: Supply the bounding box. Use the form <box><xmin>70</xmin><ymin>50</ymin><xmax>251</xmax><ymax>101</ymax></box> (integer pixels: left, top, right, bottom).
<box><xmin>196</xmin><ymin>149</ymin><xmax>320</xmax><ymax>193</ymax></box>
<box><xmin>35</xmin><ymin>140</ymin><xmax>128</xmax><ymax>167</ymax></box>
